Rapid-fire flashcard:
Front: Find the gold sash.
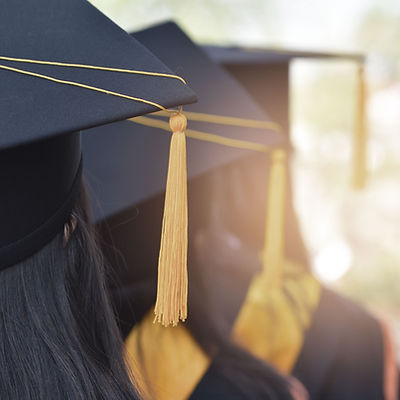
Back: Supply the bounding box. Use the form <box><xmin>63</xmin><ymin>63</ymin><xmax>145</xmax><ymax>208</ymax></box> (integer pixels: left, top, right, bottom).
<box><xmin>126</xmin><ymin>260</ymin><xmax>321</xmax><ymax>400</ymax></box>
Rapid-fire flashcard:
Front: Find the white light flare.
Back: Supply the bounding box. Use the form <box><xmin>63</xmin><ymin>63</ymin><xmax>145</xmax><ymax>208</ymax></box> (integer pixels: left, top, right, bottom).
<box><xmin>312</xmin><ymin>240</ymin><xmax>354</xmax><ymax>283</ymax></box>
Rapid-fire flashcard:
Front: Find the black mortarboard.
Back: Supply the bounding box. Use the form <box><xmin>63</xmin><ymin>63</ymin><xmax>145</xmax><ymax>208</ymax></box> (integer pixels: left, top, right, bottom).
<box><xmin>0</xmin><ymin>2</ymin><xmax>195</xmax><ymax>270</ymax></box>
<box><xmin>83</xmin><ymin>22</ymin><xmax>289</xmax><ymax>328</ymax></box>
<box><xmin>204</xmin><ymin>46</ymin><xmax>368</xmax><ymax>188</ymax></box>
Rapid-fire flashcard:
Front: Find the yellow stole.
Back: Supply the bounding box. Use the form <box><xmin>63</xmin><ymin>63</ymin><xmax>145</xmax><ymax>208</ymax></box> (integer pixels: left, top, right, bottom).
<box><xmin>126</xmin><ymin>260</ymin><xmax>321</xmax><ymax>400</ymax></box>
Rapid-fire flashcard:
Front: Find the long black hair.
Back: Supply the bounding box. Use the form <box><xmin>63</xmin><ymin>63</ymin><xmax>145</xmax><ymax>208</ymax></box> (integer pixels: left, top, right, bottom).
<box><xmin>0</xmin><ymin>185</ymin><xmax>140</xmax><ymax>399</ymax></box>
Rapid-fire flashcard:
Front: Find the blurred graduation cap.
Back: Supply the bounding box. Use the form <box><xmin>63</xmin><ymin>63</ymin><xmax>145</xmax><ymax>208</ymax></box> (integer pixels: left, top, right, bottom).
<box><xmin>204</xmin><ymin>45</ymin><xmax>368</xmax><ymax>189</ymax></box>
<box><xmin>83</xmin><ymin>22</ymin><xmax>290</xmax><ymax>328</ymax></box>
<box><xmin>0</xmin><ymin>2</ymin><xmax>195</xmax><ymax>271</ymax></box>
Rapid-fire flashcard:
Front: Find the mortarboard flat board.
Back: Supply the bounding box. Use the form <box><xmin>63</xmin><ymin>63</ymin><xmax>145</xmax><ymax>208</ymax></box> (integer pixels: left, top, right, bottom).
<box><xmin>0</xmin><ymin>1</ymin><xmax>195</xmax><ymax>270</ymax></box>
<box><xmin>204</xmin><ymin>46</ymin><xmax>365</xmax><ymax>138</ymax></box>
<box><xmin>82</xmin><ymin>22</ymin><xmax>290</xmax><ymax>332</ymax></box>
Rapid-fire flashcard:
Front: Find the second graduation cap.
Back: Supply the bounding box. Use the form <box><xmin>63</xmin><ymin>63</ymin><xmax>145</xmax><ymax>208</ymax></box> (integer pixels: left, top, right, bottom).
<box><xmin>0</xmin><ymin>2</ymin><xmax>195</xmax><ymax>270</ymax></box>
<box><xmin>204</xmin><ymin>45</ymin><xmax>368</xmax><ymax>188</ymax></box>
<box><xmin>83</xmin><ymin>22</ymin><xmax>289</xmax><ymax>328</ymax></box>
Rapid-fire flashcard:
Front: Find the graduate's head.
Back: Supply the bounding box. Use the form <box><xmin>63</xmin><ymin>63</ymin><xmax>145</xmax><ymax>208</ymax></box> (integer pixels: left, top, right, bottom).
<box><xmin>0</xmin><ymin>181</ymin><xmax>144</xmax><ymax>399</ymax></box>
<box><xmin>86</xmin><ymin>22</ymin><xmax>303</xmax><ymax>400</ymax></box>
<box><xmin>0</xmin><ymin>0</ymin><xmax>194</xmax><ymax>397</ymax></box>
<box><xmin>0</xmin><ymin>109</ymin><xmax>144</xmax><ymax>399</ymax></box>
<box><xmin>189</xmin><ymin>149</ymin><xmax>309</xmax><ymax>294</ymax></box>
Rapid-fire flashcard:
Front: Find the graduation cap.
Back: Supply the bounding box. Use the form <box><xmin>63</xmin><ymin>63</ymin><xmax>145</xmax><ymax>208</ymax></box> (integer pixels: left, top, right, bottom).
<box><xmin>204</xmin><ymin>46</ymin><xmax>368</xmax><ymax>189</ymax></box>
<box><xmin>83</xmin><ymin>22</ymin><xmax>290</xmax><ymax>328</ymax></box>
<box><xmin>0</xmin><ymin>2</ymin><xmax>195</xmax><ymax>274</ymax></box>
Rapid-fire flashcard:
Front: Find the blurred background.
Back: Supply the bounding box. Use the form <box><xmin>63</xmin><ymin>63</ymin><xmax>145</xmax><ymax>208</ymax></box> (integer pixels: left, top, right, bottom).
<box><xmin>90</xmin><ymin>0</ymin><xmax>400</xmax><ymax>360</ymax></box>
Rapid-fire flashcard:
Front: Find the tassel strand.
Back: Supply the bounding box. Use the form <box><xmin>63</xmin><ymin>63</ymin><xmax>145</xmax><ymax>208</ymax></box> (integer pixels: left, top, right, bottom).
<box><xmin>154</xmin><ymin>112</ymin><xmax>188</xmax><ymax>327</ymax></box>
<box><xmin>262</xmin><ymin>149</ymin><xmax>287</xmax><ymax>289</ymax></box>
<box><xmin>352</xmin><ymin>63</ymin><xmax>367</xmax><ymax>189</ymax></box>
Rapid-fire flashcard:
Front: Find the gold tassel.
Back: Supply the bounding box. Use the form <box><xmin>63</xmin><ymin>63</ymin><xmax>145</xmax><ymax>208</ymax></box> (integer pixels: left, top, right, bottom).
<box><xmin>261</xmin><ymin>149</ymin><xmax>287</xmax><ymax>289</ymax></box>
<box><xmin>154</xmin><ymin>112</ymin><xmax>188</xmax><ymax>327</ymax></box>
<box><xmin>352</xmin><ymin>63</ymin><xmax>367</xmax><ymax>189</ymax></box>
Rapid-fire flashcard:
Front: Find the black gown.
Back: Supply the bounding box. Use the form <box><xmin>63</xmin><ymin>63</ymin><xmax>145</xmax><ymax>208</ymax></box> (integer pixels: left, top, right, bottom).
<box><xmin>100</xmin><ymin>155</ymin><xmax>397</xmax><ymax>400</ymax></box>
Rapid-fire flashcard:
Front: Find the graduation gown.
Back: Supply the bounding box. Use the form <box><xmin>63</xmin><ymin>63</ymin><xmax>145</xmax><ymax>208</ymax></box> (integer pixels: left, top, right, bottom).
<box><xmin>124</xmin><ymin>260</ymin><xmax>316</xmax><ymax>400</ymax></box>
<box><xmin>99</xmin><ymin>150</ymin><xmax>397</xmax><ymax>400</ymax></box>
<box><xmin>292</xmin><ymin>287</ymin><xmax>398</xmax><ymax>400</ymax></box>
<box><xmin>119</xmin><ymin>265</ymin><xmax>397</xmax><ymax>400</ymax></box>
